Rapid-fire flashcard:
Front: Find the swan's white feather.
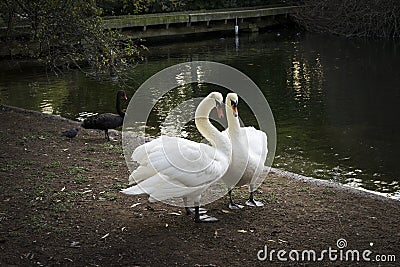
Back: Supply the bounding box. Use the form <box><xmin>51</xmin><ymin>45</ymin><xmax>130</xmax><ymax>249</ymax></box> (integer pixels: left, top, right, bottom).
<box><xmin>242</xmin><ymin>126</ymin><xmax>268</xmax><ymax>185</ymax></box>
<box><xmin>123</xmin><ymin>135</ymin><xmax>229</xmax><ymax>201</ymax></box>
<box><xmin>122</xmin><ymin>92</ymin><xmax>230</xmax><ymax>207</ymax></box>
<box><xmin>227</xmin><ymin>126</ymin><xmax>267</xmax><ymax>187</ymax></box>
<box><xmin>222</xmin><ymin>95</ymin><xmax>268</xmax><ymax>190</ymax></box>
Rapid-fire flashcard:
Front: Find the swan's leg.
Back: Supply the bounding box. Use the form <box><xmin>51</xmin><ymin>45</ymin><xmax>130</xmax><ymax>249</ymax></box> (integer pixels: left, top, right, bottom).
<box><xmin>183</xmin><ymin>197</ymin><xmax>207</xmax><ymax>215</ymax></box>
<box><xmin>245</xmin><ymin>184</ymin><xmax>264</xmax><ymax>207</ymax></box>
<box><xmin>183</xmin><ymin>197</ymin><xmax>191</xmax><ymax>215</ymax></box>
<box><xmin>105</xmin><ymin>130</ymin><xmax>110</xmax><ymax>141</ymax></box>
<box><xmin>193</xmin><ymin>203</ymin><xmax>218</xmax><ymax>223</ymax></box>
<box><xmin>228</xmin><ymin>189</ymin><xmax>244</xmax><ymax>209</ymax></box>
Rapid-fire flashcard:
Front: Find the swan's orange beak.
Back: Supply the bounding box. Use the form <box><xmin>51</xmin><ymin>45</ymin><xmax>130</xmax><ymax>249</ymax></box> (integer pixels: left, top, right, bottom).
<box><xmin>230</xmin><ymin>99</ymin><xmax>238</xmax><ymax>117</ymax></box>
<box><xmin>216</xmin><ymin>102</ymin><xmax>224</xmax><ymax>119</ymax></box>
<box><xmin>232</xmin><ymin>106</ymin><xmax>238</xmax><ymax>117</ymax></box>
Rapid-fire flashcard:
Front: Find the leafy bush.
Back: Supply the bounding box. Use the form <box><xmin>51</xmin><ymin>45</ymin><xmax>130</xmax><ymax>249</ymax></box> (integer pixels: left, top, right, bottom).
<box><xmin>96</xmin><ymin>0</ymin><xmax>290</xmax><ymax>15</ymax></box>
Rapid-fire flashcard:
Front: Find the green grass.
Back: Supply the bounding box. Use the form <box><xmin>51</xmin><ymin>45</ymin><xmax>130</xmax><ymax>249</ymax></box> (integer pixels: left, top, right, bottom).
<box><xmin>51</xmin><ymin>201</ymin><xmax>72</xmax><ymax>212</ymax></box>
<box><xmin>102</xmin><ymin>160</ymin><xmax>122</xmax><ymax>167</ymax></box>
<box><xmin>31</xmin><ymin>184</ymin><xmax>47</xmax><ymax>200</ymax></box>
<box><xmin>100</xmin><ymin>191</ymin><xmax>118</xmax><ymax>201</ymax></box>
<box><xmin>44</xmin><ymin>161</ymin><xmax>62</xmax><ymax>168</ymax></box>
<box><xmin>30</xmin><ymin>214</ymin><xmax>49</xmax><ymax>231</ymax></box>
<box><xmin>0</xmin><ymin>162</ymin><xmax>19</xmax><ymax>172</ymax></box>
<box><xmin>7</xmin><ymin>231</ymin><xmax>25</xmax><ymax>238</ymax></box>
<box><xmin>68</xmin><ymin>166</ymin><xmax>88</xmax><ymax>175</ymax></box>
<box><xmin>296</xmin><ymin>187</ymin><xmax>309</xmax><ymax>192</ymax></box>
<box><xmin>30</xmin><ymin>213</ymin><xmax>62</xmax><ymax>233</ymax></box>
<box><xmin>85</xmin><ymin>145</ymin><xmax>97</xmax><ymax>152</ymax></box>
<box><xmin>25</xmin><ymin>133</ymin><xmax>52</xmax><ymax>140</ymax></box>
<box><xmin>263</xmin><ymin>179</ymin><xmax>274</xmax><ymax>184</ymax></box>
<box><xmin>49</xmin><ymin>191</ymin><xmax>77</xmax><ymax>212</ymax></box>
<box><xmin>111</xmin><ymin>183</ymin><xmax>126</xmax><ymax>190</ymax></box>
<box><xmin>275</xmin><ymin>181</ymin><xmax>287</xmax><ymax>187</ymax></box>
<box><xmin>322</xmin><ymin>189</ymin><xmax>336</xmax><ymax>195</ymax></box>
<box><xmin>43</xmin><ymin>171</ymin><xmax>57</xmax><ymax>179</ymax></box>
<box><xmin>110</xmin><ymin>177</ymin><xmax>128</xmax><ymax>190</ymax></box>
<box><xmin>73</xmin><ymin>174</ymin><xmax>89</xmax><ymax>184</ymax></box>
<box><xmin>264</xmin><ymin>192</ymin><xmax>279</xmax><ymax>203</ymax></box>
<box><xmin>0</xmin><ymin>160</ymin><xmax>37</xmax><ymax>172</ymax></box>
<box><xmin>100</xmin><ymin>143</ymin><xmax>123</xmax><ymax>154</ymax></box>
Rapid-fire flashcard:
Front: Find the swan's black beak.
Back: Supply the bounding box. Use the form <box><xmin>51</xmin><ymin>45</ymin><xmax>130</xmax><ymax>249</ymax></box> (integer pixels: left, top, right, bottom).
<box><xmin>216</xmin><ymin>101</ymin><xmax>224</xmax><ymax>119</ymax></box>
<box><xmin>230</xmin><ymin>99</ymin><xmax>238</xmax><ymax>117</ymax></box>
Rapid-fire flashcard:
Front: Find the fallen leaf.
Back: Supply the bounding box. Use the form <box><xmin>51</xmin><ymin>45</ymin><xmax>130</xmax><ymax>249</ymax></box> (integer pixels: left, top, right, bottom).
<box><xmin>221</xmin><ymin>209</ymin><xmax>230</xmax><ymax>213</ymax></box>
<box><xmin>237</xmin><ymin>230</ymin><xmax>247</xmax><ymax>233</ymax></box>
<box><xmin>130</xmin><ymin>203</ymin><xmax>141</xmax><ymax>208</ymax></box>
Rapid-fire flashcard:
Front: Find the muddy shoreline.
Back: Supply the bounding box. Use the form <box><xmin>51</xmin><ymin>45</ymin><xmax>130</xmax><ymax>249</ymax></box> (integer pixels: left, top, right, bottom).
<box><xmin>1</xmin><ymin>105</ymin><xmax>399</xmax><ymax>266</ymax></box>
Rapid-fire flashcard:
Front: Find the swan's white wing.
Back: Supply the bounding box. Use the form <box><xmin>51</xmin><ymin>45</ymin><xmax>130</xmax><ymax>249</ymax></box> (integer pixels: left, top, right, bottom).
<box><xmin>242</xmin><ymin>127</ymin><xmax>268</xmax><ymax>185</ymax></box>
<box><xmin>221</xmin><ymin>127</ymin><xmax>267</xmax><ymax>165</ymax></box>
<box><xmin>242</xmin><ymin>127</ymin><xmax>268</xmax><ymax>163</ymax></box>
<box><xmin>122</xmin><ymin>136</ymin><xmax>229</xmax><ymax>201</ymax></box>
<box><xmin>221</xmin><ymin>127</ymin><xmax>268</xmax><ymax>187</ymax></box>
<box><xmin>122</xmin><ymin>173</ymin><xmax>204</xmax><ymax>202</ymax></box>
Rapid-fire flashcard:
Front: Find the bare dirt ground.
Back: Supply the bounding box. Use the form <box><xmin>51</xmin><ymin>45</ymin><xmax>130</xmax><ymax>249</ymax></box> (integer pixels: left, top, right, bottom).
<box><xmin>0</xmin><ymin>105</ymin><xmax>399</xmax><ymax>266</ymax></box>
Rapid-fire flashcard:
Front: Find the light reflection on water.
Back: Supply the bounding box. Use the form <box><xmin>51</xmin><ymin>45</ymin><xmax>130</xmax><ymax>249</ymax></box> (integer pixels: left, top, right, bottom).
<box><xmin>0</xmin><ymin>30</ymin><xmax>399</xmax><ymax>198</ymax></box>
<box><xmin>39</xmin><ymin>99</ymin><xmax>54</xmax><ymax>114</ymax></box>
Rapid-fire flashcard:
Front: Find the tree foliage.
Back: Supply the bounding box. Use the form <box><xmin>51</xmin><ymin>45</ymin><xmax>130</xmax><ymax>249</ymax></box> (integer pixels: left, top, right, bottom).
<box><xmin>0</xmin><ymin>0</ymin><xmax>146</xmax><ymax>79</ymax></box>
<box><xmin>96</xmin><ymin>0</ymin><xmax>287</xmax><ymax>16</ymax></box>
<box><xmin>293</xmin><ymin>0</ymin><xmax>400</xmax><ymax>38</ymax></box>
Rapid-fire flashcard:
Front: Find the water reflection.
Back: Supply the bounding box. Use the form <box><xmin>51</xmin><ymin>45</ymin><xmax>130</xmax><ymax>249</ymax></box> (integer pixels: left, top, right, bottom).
<box><xmin>40</xmin><ymin>99</ymin><xmax>54</xmax><ymax>114</ymax></box>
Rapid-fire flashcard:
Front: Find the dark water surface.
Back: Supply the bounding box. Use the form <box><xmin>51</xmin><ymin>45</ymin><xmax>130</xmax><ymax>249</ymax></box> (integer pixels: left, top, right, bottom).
<box><xmin>1</xmin><ymin>30</ymin><xmax>399</xmax><ymax>198</ymax></box>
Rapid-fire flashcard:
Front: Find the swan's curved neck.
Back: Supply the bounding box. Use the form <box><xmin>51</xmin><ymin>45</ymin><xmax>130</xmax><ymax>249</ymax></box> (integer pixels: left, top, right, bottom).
<box><xmin>116</xmin><ymin>92</ymin><xmax>124</xmax><ymax>117</ymax></box>
<box><xmin>195</xmin><ymin>99</ymin><xmax>227</xmax><ymax>150</ymax></box>
<box><xmin>226</xmin><ymin>100</ymin><xmax>240</xmax><ymax>133</ymax></box>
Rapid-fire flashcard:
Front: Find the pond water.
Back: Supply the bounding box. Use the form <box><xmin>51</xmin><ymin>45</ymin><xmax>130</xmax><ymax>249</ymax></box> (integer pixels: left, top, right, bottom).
<box><xmin>1</xmin><ymin>30</ymin><xmax>399</xmax><ymax>198</ymax></box>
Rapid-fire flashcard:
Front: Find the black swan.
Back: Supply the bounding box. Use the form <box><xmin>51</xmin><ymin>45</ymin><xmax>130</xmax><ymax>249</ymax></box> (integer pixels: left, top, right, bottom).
<box><xmin>81</xmin><ymin>90</ymin><xmax>127</xmax><ymax>141</ymax></box>
<box><xmin>61</xmin><ymin>128</ymin><xmax>79</xmax><ymax>140</ymax></box>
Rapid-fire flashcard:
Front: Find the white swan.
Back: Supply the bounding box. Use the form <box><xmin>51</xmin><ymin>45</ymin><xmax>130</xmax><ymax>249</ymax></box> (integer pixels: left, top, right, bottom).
<box><xmin>222</xmin><ymin>93</ymin><xmax>268</xmax><ymax>209</ymax></box>
<box><xmin>121</xmin><ymin>92</ymin><xmax>231</xmax><ymax>222</ymax></box>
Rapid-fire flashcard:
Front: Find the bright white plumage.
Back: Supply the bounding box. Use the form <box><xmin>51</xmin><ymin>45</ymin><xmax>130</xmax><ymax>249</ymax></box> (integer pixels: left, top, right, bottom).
<box><xmin>123</xmin><ymin>136</ymin><xmax>229</xmax><ymax>202</ymax></box>
<box><xmin>122</xmin><ymin>92</ymin><xmax>230</xmax><ymax>222</ymax></box>
<box><xmin>221</xmin><ymin>93</ymin><xmax>268</xmax><ymax>208</ymax></box>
